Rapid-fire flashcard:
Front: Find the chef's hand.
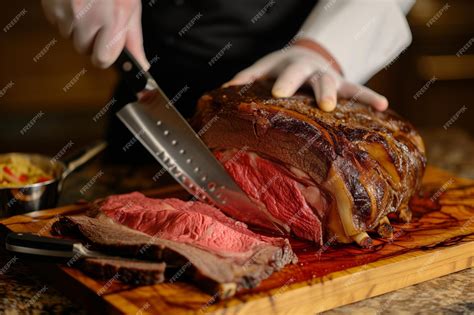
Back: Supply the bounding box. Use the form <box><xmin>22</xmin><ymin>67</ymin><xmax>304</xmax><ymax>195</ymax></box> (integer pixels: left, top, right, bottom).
<box><xmin>41</xmin><ymin>0</ymin><xmax>149</xmax><ymax>69</ymax></box>
<box><xmin>224</xmin><ymin>42</ymin><xmax>388</xmax><ymax>112</ymax></box>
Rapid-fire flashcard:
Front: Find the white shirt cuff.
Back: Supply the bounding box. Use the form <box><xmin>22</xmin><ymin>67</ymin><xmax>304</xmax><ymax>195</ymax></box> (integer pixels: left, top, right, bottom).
<box><xmin>299</xmin><ymin>0</ymin><xmax>415</xmax><ymax>83</ymax></box>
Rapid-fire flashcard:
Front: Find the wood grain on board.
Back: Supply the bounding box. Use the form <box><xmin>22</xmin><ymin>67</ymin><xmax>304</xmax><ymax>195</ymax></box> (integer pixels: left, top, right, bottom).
<box><xmin>1</xmin><ymin>166</ymin><xmax>473</xmax><ymax>315</ymax></box>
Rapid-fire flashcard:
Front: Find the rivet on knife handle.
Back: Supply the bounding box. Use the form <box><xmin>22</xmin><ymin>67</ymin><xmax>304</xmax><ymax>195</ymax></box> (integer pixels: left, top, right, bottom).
<box><xmin>115</xmin><ymin>48</ymin><xmax>156</xmax><ymax>95</ymax></box>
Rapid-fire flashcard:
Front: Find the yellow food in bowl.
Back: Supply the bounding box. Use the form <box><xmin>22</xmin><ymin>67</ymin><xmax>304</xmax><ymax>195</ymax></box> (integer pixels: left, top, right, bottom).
<box><xmin>0</xmin><ymin>155</ymin><xmax>52</xmax><ymax>187</ymax></box>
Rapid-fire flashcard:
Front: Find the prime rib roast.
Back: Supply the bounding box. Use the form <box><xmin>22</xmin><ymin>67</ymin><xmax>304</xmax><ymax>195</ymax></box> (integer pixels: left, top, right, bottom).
<box><xmin>192</xmin><ymin>80</ymin><xmax>426</xmax><ymax>247</ymax></box>
<box><xmin>51</xmin><ymin>80</ymin><xmax>426</xmax><ymax>296</ymax></box>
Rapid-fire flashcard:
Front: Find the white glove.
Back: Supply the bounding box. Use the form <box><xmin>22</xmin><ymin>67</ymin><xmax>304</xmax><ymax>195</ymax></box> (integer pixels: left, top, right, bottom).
<box><xmin>224</xmin><ymin>44</ymin><xmax>388</xmax><ymax>112</ymax></box>
<box><xmin>41</xmin><ymin>0</ymin><xmax>149</xmax><ymax>69</ymax></box>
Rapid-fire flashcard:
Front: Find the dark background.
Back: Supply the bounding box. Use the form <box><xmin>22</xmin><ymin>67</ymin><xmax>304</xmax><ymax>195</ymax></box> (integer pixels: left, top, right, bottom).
<box><xmin>0</xmin><ymin>0</ymin><xmax>473</xmax><ymax>170</ymax></box>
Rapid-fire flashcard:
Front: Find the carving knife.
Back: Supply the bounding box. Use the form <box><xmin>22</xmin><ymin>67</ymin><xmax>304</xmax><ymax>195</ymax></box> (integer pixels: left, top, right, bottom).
<box><xmin>114</xmin><ymin>50</ymin><xmax>283</xmax><ymax>233</ymax></box>
<box><xmin>5</xmin><ymin>232</ymin><xmax>119</xmax><ymax>259</ymax></box>
<box><xmin>5</xmin><ymin>232</ymin><xmax>176</xmax><ymax>267</ymax></box>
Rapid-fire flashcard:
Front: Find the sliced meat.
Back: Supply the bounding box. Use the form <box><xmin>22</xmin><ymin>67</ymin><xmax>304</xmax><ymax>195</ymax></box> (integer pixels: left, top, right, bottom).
<box><xmin>192</xmin><ymin>80</ymin><xmax>426</xmax><ymax>246</ymax></box>
<box><xmin>95</xmin><ymin>192</ymin><xmax>291</xmax><ymax>261</ymax></box>
<box><xmin>52</xmin><ymin>215</ymin><xmax>295</xmax><ymax>297</ymax></box>
<box><xmin>80</xmin><ymin>258</ymin><xmax>166</xmax><ymax>285</ymax></box>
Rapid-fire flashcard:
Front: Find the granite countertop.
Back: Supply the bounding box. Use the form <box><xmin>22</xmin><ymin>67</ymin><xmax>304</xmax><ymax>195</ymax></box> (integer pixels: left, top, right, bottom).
<box><xmin>0</xmin><ymin>128</ymin><xmax>473</xmax><ymax>314</ymax></box>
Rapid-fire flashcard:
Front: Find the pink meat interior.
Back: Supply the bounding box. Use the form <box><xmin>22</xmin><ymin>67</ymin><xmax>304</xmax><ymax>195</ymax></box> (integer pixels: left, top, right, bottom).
<box><xmin>215</xmin><ymin>150</ymin><xmax>328</xmax><ymax>245</ymax></box>
<box><xmin>99</xmin><ymin>192</ymin><xmax>289</xmax><ymax>260</ymax></box>
<box><xmin>100</xmin><ymin>150</ymin><xmax>328</xmax><ymax>257</ymax></box>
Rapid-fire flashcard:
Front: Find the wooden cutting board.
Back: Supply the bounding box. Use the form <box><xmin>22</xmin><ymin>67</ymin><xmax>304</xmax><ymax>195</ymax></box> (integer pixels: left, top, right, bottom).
<box><xmin>1</xmin><ymin>166</ymin><xmax>473</xmax><ymax>315</ymax></box>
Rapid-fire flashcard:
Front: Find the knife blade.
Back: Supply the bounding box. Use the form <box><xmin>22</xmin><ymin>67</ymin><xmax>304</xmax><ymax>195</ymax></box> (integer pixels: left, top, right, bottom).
<box><xmin>114</xmin><ymin>50</ymin><xmax>283</xmax><ymax>233</ymax></box>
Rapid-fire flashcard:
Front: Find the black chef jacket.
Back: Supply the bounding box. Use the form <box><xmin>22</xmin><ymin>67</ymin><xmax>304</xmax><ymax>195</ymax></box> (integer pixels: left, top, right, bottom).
<box><xmin>106</xmin><ymin>0</ymin><xmax>316</xmax><ymax>163</ymax></box>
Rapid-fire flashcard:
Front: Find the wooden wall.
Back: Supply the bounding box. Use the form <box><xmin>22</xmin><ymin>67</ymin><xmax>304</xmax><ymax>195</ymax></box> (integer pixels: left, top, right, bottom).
<box><xmin>0</xmin><ymin>1</ymin><xmax>118</xmax><ymax>154</ymax></box>
<box><xmin>368</xmin><ymin>0</ymin><xmax>474</xmax><ymax>135</ymax></box>
<box><xmin>0</xmin><ymin>0</ymin><xmax>472</xmax><ymax>156</ymax></box>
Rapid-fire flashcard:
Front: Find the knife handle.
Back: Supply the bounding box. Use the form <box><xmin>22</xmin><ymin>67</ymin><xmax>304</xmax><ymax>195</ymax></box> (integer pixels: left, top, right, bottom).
<box><xmin>5</xmin><ymin>232</ymin><xmax>76</xmax><ymax>258</ymax></box>
<box><xmin>116</xmin><ymin>48</ymin><xmax>153</xmax><ymax>95</ymax></box>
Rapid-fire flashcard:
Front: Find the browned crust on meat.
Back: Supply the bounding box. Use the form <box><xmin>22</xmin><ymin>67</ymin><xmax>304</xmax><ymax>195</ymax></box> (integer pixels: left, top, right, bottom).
<box><xmin>192</xmin><ymin>81</ymin><xmax>426</xmax><ymax>241</ymax></box>
<box><xmin>52</xmin><ymin>215</ymin><xmax>297</xmax><ymax>295</ymax></box>
<box><xmin>80</xmin><ymin>258</ymin><xmax>166</xmax><ymax>285</ymax></box>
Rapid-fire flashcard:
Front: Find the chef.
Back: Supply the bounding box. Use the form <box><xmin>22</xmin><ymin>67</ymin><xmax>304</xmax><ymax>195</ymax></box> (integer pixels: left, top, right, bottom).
<box><xmin>41</xmin><ymin>0</ymin><xmax>415</xmax><ymax>160</ymax></box>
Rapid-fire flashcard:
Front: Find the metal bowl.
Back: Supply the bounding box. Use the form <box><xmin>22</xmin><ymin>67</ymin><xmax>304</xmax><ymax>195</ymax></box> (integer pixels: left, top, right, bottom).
<box><xmin>0</xmin><ymin>142</ymin><xmax>106</xmax><ymax>218</ymax></box>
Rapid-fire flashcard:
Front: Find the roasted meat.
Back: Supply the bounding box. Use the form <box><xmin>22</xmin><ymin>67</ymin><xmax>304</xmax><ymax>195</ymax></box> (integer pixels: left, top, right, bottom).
<box><xmin>52</xmin><ymin>193</ymin><xmax>296</xmax><ymax>296</ymax></box>
<box><xmin>192</xmin><ymin>80</ymin><xmax>426</xmax><ymax>247</ymax></box>
<box><xmin>94</xmin><ymin>192</ymin><xmax>293</xmax><ymax>261</ymax></box>
<box><xmin>80</xmin><ymin>258</ymin><xmax>166</xmax><ymax>286</ymax></box>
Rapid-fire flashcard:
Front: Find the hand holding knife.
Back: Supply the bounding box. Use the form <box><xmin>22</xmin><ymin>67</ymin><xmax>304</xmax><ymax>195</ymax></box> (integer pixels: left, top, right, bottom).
<box><xmin>114</xmin><ymin>49</ymin><xmax>284</xmax><ymax>234</ymax></box>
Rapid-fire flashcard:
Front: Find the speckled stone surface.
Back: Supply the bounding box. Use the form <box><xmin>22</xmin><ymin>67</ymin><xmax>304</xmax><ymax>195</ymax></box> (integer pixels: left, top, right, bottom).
<box><xmin>0</xmin><ymin>251</ymin><xmax>86</xmax><ymax>315</ymax></box>
<box><xmin>0</xmin><ymin>128</ymin><xmax>472</xmax><ymax>314</ymax></box>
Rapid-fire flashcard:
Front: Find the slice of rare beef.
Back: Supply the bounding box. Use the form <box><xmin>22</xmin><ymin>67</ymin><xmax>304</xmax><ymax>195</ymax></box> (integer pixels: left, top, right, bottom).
<box><xmin>94</xmin><ymin>192</ymin><xmax>292</xmax><ymax>262</ymax></box>
<box><xmin>52</xmin><ymin>215</ymin><xmax>295</xmax><ymax>297</ymax></box>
